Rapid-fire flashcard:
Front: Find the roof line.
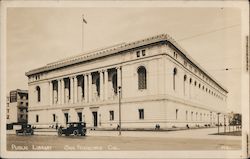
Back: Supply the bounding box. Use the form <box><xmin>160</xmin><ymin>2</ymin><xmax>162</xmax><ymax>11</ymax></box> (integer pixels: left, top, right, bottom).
<box><xmin>25</xmin><ymin>33</ymin><xmax>228</xmax><ymax>92</ymax></box>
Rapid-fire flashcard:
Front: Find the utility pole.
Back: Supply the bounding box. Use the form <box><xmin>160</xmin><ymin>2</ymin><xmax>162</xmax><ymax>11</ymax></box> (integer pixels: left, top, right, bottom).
<box><xmin>82</xmin><ymin>14</ymin><xmax>87</xmax><ymax>52</ymax></box>
<box><xmin>118</xmin><ymin>86</ymin><xmax>122</xmax><ymax>136</ymax></box>
<box><xmin>217</xmin><ymin>113</ymin><xmax>220</xmax><ymax>134</ymax></box>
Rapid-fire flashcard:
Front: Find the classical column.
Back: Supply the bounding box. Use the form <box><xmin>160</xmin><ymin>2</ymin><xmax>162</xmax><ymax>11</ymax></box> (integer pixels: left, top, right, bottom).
<box><xmin>49</xmin><ymin>81</ymin><xmax>53</xmax><ymax>106</ymax></box>
<box><xmin>61</xmin><ymin>79</ymin><xmax>64</xmax><ymax>105</ymax></box>
<box><xmin>99</xmin><ymin>70</ymin><xmax>104</xmax><ymax>101</ymax></box>
<box><xmin>104</xmin><ymin>70</ymin><xmax>108</xmax><ymax>100</ymax></box>
<box><xmin>58</xmin><ymin>79</ymin><xmax>61</xmax><ymax>105</ymax></box>
<box><xmin>70</xmin><ymin>76</ymin><xmax>74</xmax><ymax>104</ymax></box>
<box><xmin>84</xmin><ymin>74</ymin><xmax>88</xmax><ymax>103</ymax></box>
<box><xmin>88</xmin><ymin>73</ymin><xmax>92</xmax><ymax>102</ymax></box>
<box><xmin>74</xmin><ymin>76</ymin><xmax>78</xmax><ymax>103</ymax></box>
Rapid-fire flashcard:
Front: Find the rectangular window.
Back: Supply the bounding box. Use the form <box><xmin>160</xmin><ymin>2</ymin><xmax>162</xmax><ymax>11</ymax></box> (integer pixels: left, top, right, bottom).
<box><xmin>184</xmin><ymin>61</ymin><xmax>187</xmax><ymax>66</ymax></box>
<box><xmin>138</xmin><ymin>109</ymin><xmax>144</xmax><ymax>120</ymax></box>
<box><xmin>176</xmin><ymin>109</ymin><xmax>179</xmax><ymax>120</ymax></box>
<box><xmin>36</xmin><ymin>115</ymin><xmax>39</xmax><ymax>123</ymax></box>
<box><xmin>186</xmin><ymin>111</ymin><xmax>188</xmax><ymax>120</ymax></box>
<box><xmin>7</xmin><ymin>115</ymin><xmax>9</xmax><ymax>119</ymax></box>
<box><xmin>109</xmin><ymin>111</ymin><xmax>114</xmax><ymax>121</ymax></box>
<box><xmin>10</xmin><ymin>91</ymin><xmax>17</xmax><ymax>103</ymax></box>
<box><xmin>53</xmin><ymin>114</ymin><xmax>56</xmax><ymax>122</ymax></box>
<box><xmin>136</xmin><ymin>51</ymin><xmax>140</xmax><ymax>57</ymax></box>
<box><xmin>142</xmin><ymin>50</ymin><xmax>146</xmax><ymax>56</ymax></box>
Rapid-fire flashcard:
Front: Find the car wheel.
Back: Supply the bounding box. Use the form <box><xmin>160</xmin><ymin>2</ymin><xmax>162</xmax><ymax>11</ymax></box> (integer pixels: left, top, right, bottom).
<box><xmin>58</xmin><ymin>129</ymin><xmax>63</xmax><ymax>136</ymax></box>
<box><xmin>73</xmin><ymin>130</ymin><xmax>78</xmax><ymax>136</ymax></box>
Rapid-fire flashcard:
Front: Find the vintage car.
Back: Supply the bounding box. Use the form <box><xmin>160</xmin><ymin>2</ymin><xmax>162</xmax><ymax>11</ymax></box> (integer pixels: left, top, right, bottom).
<box><xmin>16</xmin><ymin>124</ymin><xmax>34</xmax><ymax>135</ymax></box>
<box><xmin>57</xmin><ymin>122</ymin><xmax>86</xmax><ymax>136</ymax></box>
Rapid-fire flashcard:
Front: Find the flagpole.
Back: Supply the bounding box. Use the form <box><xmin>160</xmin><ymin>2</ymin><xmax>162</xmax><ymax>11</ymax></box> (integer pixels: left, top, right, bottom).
<box><xmin>82</xmin><ymin>14</ymin><xmax>87</xmax><ymax>52</ymax></box>
<box><xmin>82</xmin><ymin>14</ymin><xmax>84</xmax><ymax>52</ymax></box>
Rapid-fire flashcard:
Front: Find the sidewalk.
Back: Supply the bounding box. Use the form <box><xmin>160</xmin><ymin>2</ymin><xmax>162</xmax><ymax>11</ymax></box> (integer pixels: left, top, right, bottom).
<box><xmin>87</xmin><ymin>128</ymin><xmax>241</xmax><ymax>140</ymax></box>
<box><xmin>7</xmin><ymin>127</ymin><xmax>241</xmax><ymax>141</ymax></box>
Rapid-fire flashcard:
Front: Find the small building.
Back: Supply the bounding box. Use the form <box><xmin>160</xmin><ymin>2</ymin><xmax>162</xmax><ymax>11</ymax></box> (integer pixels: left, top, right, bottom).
<box><xmin>7</xmin><ymin>89</ymin><xmax>28</xmax><ymax>124</ymax></box>
<box><xmin>25</xmin><ymin>34</ymin><xmax>228</xmax><ymax>129</ymax></box>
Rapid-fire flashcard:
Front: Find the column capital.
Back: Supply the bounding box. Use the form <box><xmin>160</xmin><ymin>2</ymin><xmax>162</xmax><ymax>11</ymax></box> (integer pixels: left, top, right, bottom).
<box><xmin>57</xmin><ymin>78</ymin><xmax>63</xmax><ymax>81</ymax></box>
<box><xmin>86</xmin><ymin>72</ymin><xmax>92</xmax><ymax>76</ymax></box>
<box><xmin>116</xmin><ymin>66</ymin><xmax>122</xmax><ymax>70</ymax></box>
<box><xmin>69</xmin><ymin>75</ymin><xmax>76</xmax><ymax>79</ymax></box>
<box><xmin>98</xmin><ymin>70</ymin><xmax>105</xmax><ymax>73</ymax></box>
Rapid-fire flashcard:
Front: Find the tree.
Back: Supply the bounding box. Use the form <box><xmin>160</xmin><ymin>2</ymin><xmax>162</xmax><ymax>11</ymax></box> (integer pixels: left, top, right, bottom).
<box><xmin>229</xmin><ymin>113</ymin><xmax>241</xmax><ymax>126</ymax></box>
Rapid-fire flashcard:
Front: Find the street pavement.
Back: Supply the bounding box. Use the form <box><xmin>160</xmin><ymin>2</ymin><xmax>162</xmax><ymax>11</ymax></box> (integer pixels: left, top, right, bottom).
<box><xmin>7</xmin><ymin>134</ymin><xmax>241</xmax><ymax>151</ymax></box>
<box><xmin>7</xmin><ymin>127</ymin><xmax>241</xmax><ymax>140</ymax></box>
<box><xmin>6</xmin><ymin>127</ymin><xmax>241</xmax><ymax>151</ymax></box>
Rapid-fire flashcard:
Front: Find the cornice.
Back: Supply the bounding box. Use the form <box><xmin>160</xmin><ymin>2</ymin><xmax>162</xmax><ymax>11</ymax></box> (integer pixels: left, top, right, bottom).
<box><xmin>25</xmin><ymin>33</ymin><xmax>228</xmax><ymax>93</ymax></box>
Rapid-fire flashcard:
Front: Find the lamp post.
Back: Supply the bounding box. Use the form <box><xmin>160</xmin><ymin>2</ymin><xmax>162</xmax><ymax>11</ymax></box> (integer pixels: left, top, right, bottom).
<box><xmin>118</xmin><ymin>86</ymin><xmax>122</xmax><ymax>136</ymax></box>
<box><xmin>217</xmin><ymin>112</ymin><xmax>221</xmax><ymax>134</ymax></box>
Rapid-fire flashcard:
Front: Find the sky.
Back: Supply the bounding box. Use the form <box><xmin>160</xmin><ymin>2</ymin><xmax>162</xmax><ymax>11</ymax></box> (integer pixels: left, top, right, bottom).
<box><xmin>6</xmin><ymin>7</ymin><xmax>242</xmax><ymax>113</ymax></box>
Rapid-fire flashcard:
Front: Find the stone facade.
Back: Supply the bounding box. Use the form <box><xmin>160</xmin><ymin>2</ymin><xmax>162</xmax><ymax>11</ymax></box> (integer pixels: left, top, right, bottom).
<box><xmin>25</xmin><ymin>34</ymin><xmax>228</xmax><ymax>129</ymax></box>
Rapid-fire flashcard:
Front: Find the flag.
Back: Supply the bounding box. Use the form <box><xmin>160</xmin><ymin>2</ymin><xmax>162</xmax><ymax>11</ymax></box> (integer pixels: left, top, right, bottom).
<box><xmin>82</xmin><ymin>14</ymin><xmax>87</xmax><ymax>24</ymax></box>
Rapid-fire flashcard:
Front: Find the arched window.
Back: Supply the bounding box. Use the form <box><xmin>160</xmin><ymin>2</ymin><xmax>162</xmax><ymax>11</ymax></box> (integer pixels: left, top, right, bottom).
<box><xmin>175</xmin><ymin>109</ymin><xmax>179</xmax><ymax>120</ymax></box>
<box><xmin>189</xmin><ymin>78</ymin><xmax>192</xmax><ymax>84</ymax></box>
<box><xmin>138</xmin><ymin>66</ymin><xmax>147</xmax><ymax>90</ymax></box>
<box><xmin>36</xmin><ymin>86</ymin><xmax>41</xmax><ymax>102</ymax></box>
<box><xmin>173</xmin><ymin>68</ymin><xmax>177</xmax><ymax>90</ymax></box>
<box><xmin>184</xmin><ymin>75</ymin><xmax>187</xmax><ymax>81</ymax></box>
<box><xmin>183</xmin><ymin>75</ymin><xmax>187</xmax><ymax>95</ymax></box>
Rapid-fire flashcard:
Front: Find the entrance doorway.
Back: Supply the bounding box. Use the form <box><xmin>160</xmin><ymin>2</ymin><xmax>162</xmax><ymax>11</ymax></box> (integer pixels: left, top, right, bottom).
<box><xmin>92</xmin><ymin>112</ymin><xmax>98</xmax><ymax>127</ymax></box>
<box><xmin>64</xmin><ymin>113</ymin><xmax>69</xmax><ymax>124</ymax></box>
<box><xmin>77</xmin><ymin>112</ymin><xmax>82</xmax><ymax>122</ymax></box>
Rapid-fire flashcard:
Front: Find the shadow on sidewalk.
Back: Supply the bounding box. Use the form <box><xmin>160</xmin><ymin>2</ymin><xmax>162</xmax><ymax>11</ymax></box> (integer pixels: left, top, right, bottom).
<box><xmin>210</xmin><ymin>131</ymin><xmax>241</xmax><ymax>136</ymax></box>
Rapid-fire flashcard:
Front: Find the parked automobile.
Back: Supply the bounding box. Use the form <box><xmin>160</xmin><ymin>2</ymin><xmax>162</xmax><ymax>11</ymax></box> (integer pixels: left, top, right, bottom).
<box><xmin>58</xmin><ymin>122</ymin><xmax>86</xmax><ymax>136</ymax></box>
<box><xmin>16</xmin><ymin>124</ymin><xmax>34</xmax><ymax>135</ymax></box>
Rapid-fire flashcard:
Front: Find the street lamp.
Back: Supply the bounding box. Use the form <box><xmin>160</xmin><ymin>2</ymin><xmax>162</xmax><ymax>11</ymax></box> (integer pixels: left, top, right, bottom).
<box><xmin>217</xmin><ymin>112</ymin><xmax>221</xmax><ymax>134</ymax></box>
<box><xmin>118</xmin><ymin>86</ymin><xmax>122</xmax><ymax>136</ymax></box>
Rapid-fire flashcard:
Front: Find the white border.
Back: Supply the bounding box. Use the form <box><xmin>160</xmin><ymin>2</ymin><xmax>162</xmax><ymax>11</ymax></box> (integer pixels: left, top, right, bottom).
<box><xmin>0</xmin><ymin>0</ymin><xmax>249</xmax><ymax>158</ymax></box>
